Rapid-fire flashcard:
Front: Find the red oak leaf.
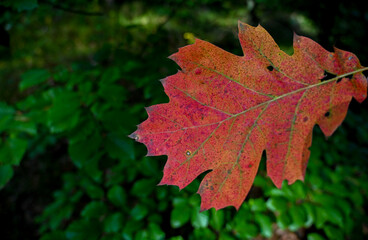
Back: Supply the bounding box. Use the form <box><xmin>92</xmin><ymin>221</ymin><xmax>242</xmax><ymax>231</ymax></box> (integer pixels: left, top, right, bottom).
<box><xmin>130</xmin><ymin>21</ymin><xmax>368</xmax><ymax>210</ymax></box>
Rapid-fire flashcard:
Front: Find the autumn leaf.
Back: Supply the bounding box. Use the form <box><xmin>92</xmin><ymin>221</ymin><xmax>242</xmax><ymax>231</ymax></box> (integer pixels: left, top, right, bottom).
<box><xmin>130</xmin><ymin>21</ymin><xmax>368</xmax><ymax>211</ymax></box>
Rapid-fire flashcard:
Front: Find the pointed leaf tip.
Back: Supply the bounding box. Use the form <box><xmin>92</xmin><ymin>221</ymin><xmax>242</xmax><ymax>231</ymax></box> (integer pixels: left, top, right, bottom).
<box><xmin>128</xmin><ymin>132</ymin><xmax>139</xmax><ymax>142</ymax></box>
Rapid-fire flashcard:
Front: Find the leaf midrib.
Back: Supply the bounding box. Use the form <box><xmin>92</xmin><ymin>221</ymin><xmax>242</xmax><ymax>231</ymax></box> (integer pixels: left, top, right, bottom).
<box><xmin>163</xmin><ymin>67</ymin><xmax>367</xmax><ymax>185</ymax></box>
<box><xmin>232</xmin><ymin>67</ymin><xmax>368</xmax><ymax>118</ymax></box>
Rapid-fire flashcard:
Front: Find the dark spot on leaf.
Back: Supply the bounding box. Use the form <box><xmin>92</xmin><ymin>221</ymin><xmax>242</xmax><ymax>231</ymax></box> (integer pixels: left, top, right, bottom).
<box><xmin>195</xmin><ymin>69</ymin><xmax>202</xmax><ymax>75</ymax></box>
<box><xmin>303</xmin><ymin>116</ymin><xmax>308</xmax><ymax>122</ymax></box>
<box><xmin>324</xmin><ymin>111</ymin><xmax>330</xmax><ymax>117</ymax></box>
<box><xmin>227</xmin><ymin>170</ymin><xmax>231</xmax><ymax>174</ymax></box>
<box><xmin>248</xmin><ymin>164</ymin><xmax>252</xmax><ymax>168</ymax></box>
<box><xmin>186</xmin><ymin>150</ymin><xmax>191</xmax><ymax>156</ymax></box>
<box><xmin>267</xmin><ymin>65</ymin><xmax>274</xmax><ymax>71</ymax></box>
<box><xmin>210</xmin><ymin>186</ymin><xmax>214</xmax><ymax>191</ymax></box>
<box><xmin>321</xmin><ymin>71</ymin><xmax>337</xmax><ymax>82</ymax></box>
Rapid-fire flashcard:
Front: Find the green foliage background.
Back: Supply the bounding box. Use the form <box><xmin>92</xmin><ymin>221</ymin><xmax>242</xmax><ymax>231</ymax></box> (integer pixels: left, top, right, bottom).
<box><xmin>0</xmin><ymin>0</ymin><xmax>367</xmax><ymax>239</ymax></box>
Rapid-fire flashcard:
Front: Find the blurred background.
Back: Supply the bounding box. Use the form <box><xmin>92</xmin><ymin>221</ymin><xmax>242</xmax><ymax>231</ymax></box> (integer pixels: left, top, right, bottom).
<box><xmin>0</xmin><ymin>0</ymin><xmax>367</xmax><ymax>239</ymax></box>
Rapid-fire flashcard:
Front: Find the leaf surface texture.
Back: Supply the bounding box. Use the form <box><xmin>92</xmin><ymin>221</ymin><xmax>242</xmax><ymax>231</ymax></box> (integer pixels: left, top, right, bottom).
<box><xmin>130</xmin><ymin>22</ymin><xmax>367</xmax><ymax>210</ymax></box>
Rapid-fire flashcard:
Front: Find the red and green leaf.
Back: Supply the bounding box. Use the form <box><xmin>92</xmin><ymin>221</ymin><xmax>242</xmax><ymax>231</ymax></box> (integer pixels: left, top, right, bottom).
<box><xmin>130</xmin><ymin>21</ymin><xmax>367</xmax><ymax>210</ymax></box>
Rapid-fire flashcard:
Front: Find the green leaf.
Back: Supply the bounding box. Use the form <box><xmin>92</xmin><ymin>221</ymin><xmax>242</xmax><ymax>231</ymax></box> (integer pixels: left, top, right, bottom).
<box><xmin>276</xmin><ymin>211</ymin><xmax>292</xmax><ymax>229</ymax></box>
<box><xmin>107</xmin><ymin>185</ymin><xmax>126</xmax><ymax>207</ymax></box>
<box><xmin>148</xmin><ymin>223</ymin><xmax>165</xmax><ymax>240</ymax></box>
<box><xmin>80</xmin><ymin>179</ymin><xmax>104</xmax><ymax>199</ymax></box>
<box><xmin>303</xmin><ymin>203</ymin><xmax>315</xmax><ymax>227</ymax></box>
<box><xmin>188</xmin><ymin>194</ymin><xmax>200</xmax><ymax>207</ymax></box>
<box><xmin>191</xmin><ymin>207</ymin><xmax>209</xmax><ymax>228</ymax></box>
<box><xmin>81</xmin><ymin>201</ymin><xmax>107</xmax><ymax>218</ymax></box>
<box><xmin>0</xmin><ymin>102</ymin><xmax>15</xmax><ymax>115</ymax></box>
<box><xmin>249</xmin><ymin>198</ymin><xmax>267</xmax><ymax>212</ymax></box>
<box><xmin>78</xmin><ymin>82</ymin><xmax>94</xmax><ymax>106</ymax></box>
<box><xmin>0</xmin><ymin>136</ymin><xmax>28</xmax><ymax>165</ymax></box>
<box><xmin>70</xmin><ymin>191</ymin><xmax>83</xmax><ymax>203</ymax></box>
<box><xmin>130</xmin><ymin>204</ymin><xmax>148</xmax><ymax>221</ymax></box>
<box><xmin>0</xmin><ymin>165</ymin><xmax>14</xmax><ymax>189</ymax></box>
<box><xmin>236</xmin><ymin>203</ymin><xmax>252</xmax><ymax>222</ymax></box>
<box><xmin>157</xmin><ymin>188</ymin><xmax>167</xmax><ymax>200</ymax></box>
<box><xmin>324</xmin><ymin>184</ymin><xmax>349</xmax><ymax>198</ymax></box>
<box><xmin>253</xmin><ymin>175</ymin><xmax>270</xmax><ymax>188</ymax></box>
<box><xmin>66</xmin><ymin>219</ymin><xmax>101</xmax><ymax>240</ymax></box>
<box><xmin>289</xmin><ymin>180</ymin><xmax>307</xmax><ymax>199</ymax></box>
<box><xmin>122</xmin><ymin>220</ymin><xmax>144</xmax><ymax>239</ymax></box>
<box><xmin>20</xmin><ymin>69</ymin><xmax>50</xmax><ymax>90</ymax></box>
<box><xmin>344</xmin><ymin>215</ymin><xmax>354</xmax><ymax>234</ymax></box>
<box><xmin>0</xmin><ymin>102</ymin><xmax>15</xmax><ymax>132</ymax></box>
<box><xmin>68</xmin><ymin>130</ymin><xmax>102</xmax><ymax>168</ymax></box>
<box><xmin>315</xmin><ymin>206</ymin><xmax>328</xmax><ymax>229</ymax></box>
<box><xmin>171</xmin><ymin>201</ymin><xmax>190</xmax><ymax>228</ymax></box>
<box><xmin>82</xmin><ymin>153</ymin><xmax>103</xmax><ymax>182</ymax></box>
<box><xmin>47</xmin><ymin>91</ymin><xmax>80</xmax><ymax>133</ymax></box>
<box><xmin>17</xmin><ymin>92</ymin><xmax>50</xmax><ymax>111</ymax></box>
<box><xmin>280</xmin><ymin>181</ymin><xmax>297</xmax><ymax>200</ymax></box>
<box><xmin>267</xmin><ymin>188</ymin><xmax>285</xmax><ymax>197</ymax></box>
<box><xmin>168</xmin><ymin>237</ymin><xmax>184</xmax><ymax>240</ymax></box>
<box><xmin>53</xmin><ymin>66</ymin><xmax>69</xmax><ymax>83</ymax></box>
<box><xmin>323</xmin><ymin>225</ymin><xmax>344</xmax><ymax>240</ymax></box>
<box><xmin>105</xmin><ymin>132</ymin><xmax>135</xmax><ymax>160</ymax></box>
<box><xmin>307</xmin><ymin>233</ymin><xmax>325</xmax><ymax>240</ymax></box>
<box><xmin>350</xmin><ymin>189</ymin><xmax>363</xmax><ymax>207</ymax></box>
<box><xmin>312</xmin><ymin>194</ymin><xmax>335</xmax><ymax>207</ymax></box>
<box><xmin>255</xmin><ymin>213</ymin><xmax>273</xmax><ymax>238</ymax></box>
<box><xmin>135</xmin><ymin>230</ymin><xmax>149</xmax><ymax>240</ymax></box>
<box><xmin>289</xmin><ymin>204</ymin><xmax>307</xmax><ymax>231</ymax></box>
<box><xmin>10</xmin><ymin>120</ymin><xmax>37</xmax><ymax>135</ymax></box>
<box><xmin>266</xmin><ymin>197</ymin><xmax>288</xmax><ymax>212</ymax></box>
<box><xmin>219</xmin><ymin>233</ymin><xmax>235</xmax><ymax>240</ymax></box>
<box><xmin>104</xmin><ymin>213</ymin><xmax>123</xmax><ymax>233</ymax></box>
<box><xmin>68</xmin><ymin>119</ymin><xmax>95</xmax><ymax>144</ymax></box>
<box><xmin>192</xmin><ymin>228</ymin><xmax>217</xmax><ymax>239</ymax></box>
<box><xmin>209</xmin><ymin>209</ymin><xmax>224</xmax><ymax>230</ymax></box>
<box><xmin>105</xmin><ymin>164</ymin><xmax>125</xmax><ymax>187</ymax></box>
<box><xmin>185</xmin><ymin>178</ymin><xmax>200</xmax><ymax>194</ymax></box>
<box><xmin>324</xmin><ymin>207</ymin><xmax>344</xmax><ymax>228</ymax></box>
<box><xmin>101</xmin><ymin>67</ymin><xmax>121</xmax><ymax>84</ymax></box>
<box><xmin>140</xmin><ymin>157</ymin><xmax>160</xmax><ymax>177</ymax></box>
<box><xmin>234</xmin><ymin>221</ymin><xmax>259</xmax><ymax>238</ymax></box>
<box><xmin>336</xmin><ymin>199</ymin><xmax>351</xmax><ymax>217</ymax></box>
<box><xmin>130</xmin><ymin>179</ymin><xmax>156</xmax><ymax>197</ymax></box>
<box><xmin>39</xmin><ymin>202</ymin><xmax>74</xmax><ymax>231</ymax></box>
